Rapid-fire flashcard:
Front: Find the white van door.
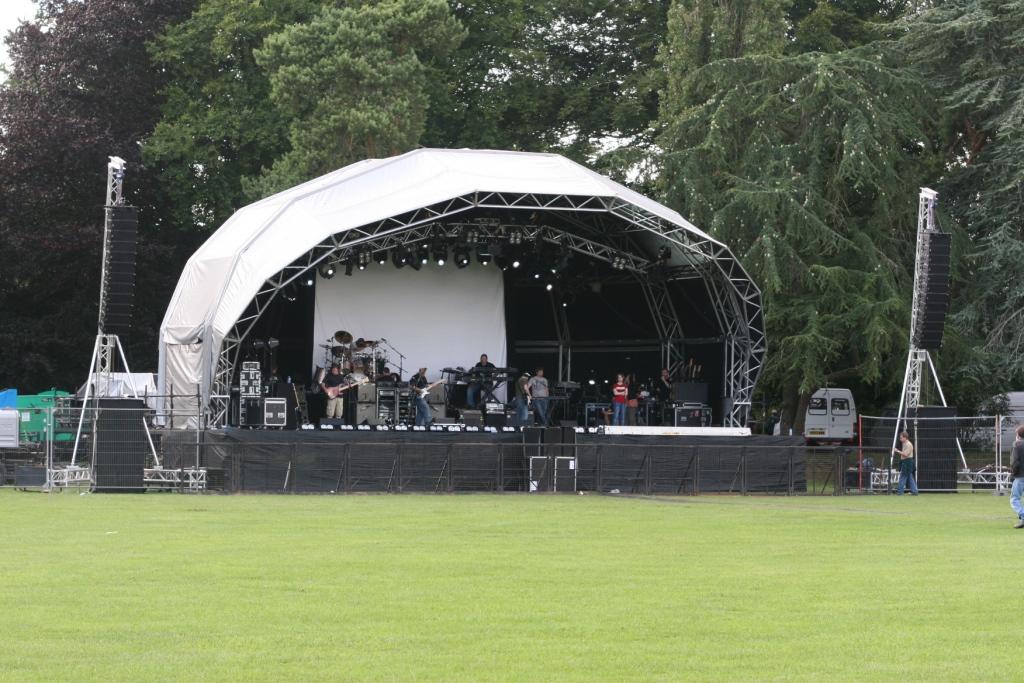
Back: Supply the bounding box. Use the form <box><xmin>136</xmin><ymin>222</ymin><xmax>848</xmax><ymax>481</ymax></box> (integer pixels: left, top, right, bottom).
<box><xmin>830</xmin><ymin>395</ymin><xmax>853</xmax><ymax>440</ymax></box>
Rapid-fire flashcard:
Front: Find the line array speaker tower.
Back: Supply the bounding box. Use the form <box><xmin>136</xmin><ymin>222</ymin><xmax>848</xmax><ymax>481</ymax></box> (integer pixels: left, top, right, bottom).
<box><xmin>912</xmin><ymin>231</ymin><xmax>951</xmax><ymax>350</ymax></box>
<box><xmin>98</xmin><ymin>205</ymin><xmax>139</xmax><ymax>336</ymax></box>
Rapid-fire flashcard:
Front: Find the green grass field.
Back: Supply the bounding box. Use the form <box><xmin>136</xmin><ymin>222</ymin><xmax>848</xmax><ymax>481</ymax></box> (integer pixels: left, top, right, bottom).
<box><xmin>2</xmin><ymin>489</ymin><xmax>1021</xmax><ymax>681</ymax></box>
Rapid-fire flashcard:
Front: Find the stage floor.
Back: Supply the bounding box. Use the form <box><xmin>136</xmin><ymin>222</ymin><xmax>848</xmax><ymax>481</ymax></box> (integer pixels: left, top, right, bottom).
<box><xmin>160</xmin><ymin>428</ymin><xmax>809</xmax><ymax>495</ymax></box>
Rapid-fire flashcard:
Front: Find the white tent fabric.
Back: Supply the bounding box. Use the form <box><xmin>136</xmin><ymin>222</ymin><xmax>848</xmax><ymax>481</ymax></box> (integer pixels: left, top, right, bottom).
<box><xmin>77</xmin><ymin>373</ymin><xmax>159</xmax><ymax>410</ymax></box>
<box><xmin>159</xmin><ymin>148</ymin><xmax>725</xmax><ymax>407</ymax></box>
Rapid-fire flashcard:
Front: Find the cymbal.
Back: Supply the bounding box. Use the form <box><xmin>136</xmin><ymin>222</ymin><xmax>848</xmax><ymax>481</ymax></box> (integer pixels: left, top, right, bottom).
<box><xmin>330</xmin><ymin>345</ymin><xmax>349</xmax><ymax>358</ymax></box>
<box><xmin>318</xmin><ymin>343</ymin><xmax>333</xmax><ymax>349</ymax></box>
<box><xmin>355</xmin><ymin>338</ymin><xmax>379</xmax><ymax>350</ymax></box>
<box><xmin>334</xmin><ymin>330</ymin><xmax>353</xmax><ymax>344</ymax></box>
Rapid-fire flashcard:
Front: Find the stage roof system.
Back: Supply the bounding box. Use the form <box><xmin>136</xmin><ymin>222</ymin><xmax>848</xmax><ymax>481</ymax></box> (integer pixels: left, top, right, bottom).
<box><xmin>158</xmin><ymin>148</ymin><xmax>765</xmax><ymax>427</ymax></box>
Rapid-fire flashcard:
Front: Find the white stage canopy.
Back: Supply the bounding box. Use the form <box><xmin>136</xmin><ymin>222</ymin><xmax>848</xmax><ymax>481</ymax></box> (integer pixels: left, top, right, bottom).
<box><xmin>158</xmin><ymin>148</ymin><xmax>764</xmax><ymax>427</ymax></box>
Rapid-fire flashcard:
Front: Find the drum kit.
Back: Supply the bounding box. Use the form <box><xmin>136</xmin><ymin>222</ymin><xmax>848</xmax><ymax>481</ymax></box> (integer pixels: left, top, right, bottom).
<box><xmin>315</xmin><ymin>329</ymin><xmax>397</xmax><ymax>385</ymax></box>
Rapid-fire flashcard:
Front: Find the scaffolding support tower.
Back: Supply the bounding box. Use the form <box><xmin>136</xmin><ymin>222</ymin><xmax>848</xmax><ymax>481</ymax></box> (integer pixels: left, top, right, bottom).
<box><xmin>891</xmin><ymin>188</ymin><xmax>967</xmax><ymax>477</ymax></box>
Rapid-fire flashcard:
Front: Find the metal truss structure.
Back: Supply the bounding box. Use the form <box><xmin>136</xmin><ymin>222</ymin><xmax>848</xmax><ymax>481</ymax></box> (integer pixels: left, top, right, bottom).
<box><xmin>144</xmin><ymin>467</ymin><xmax>207</xmax><ymax>491</ymax></box>
<box><xmin>45</xmin><ymin>464</ymin><xmax>92</xmax><ymax>489</ymax></box>
<box><xmin>891</xmin><ymin>188</ymin><xmax>967</xmax><ymax>473</ymax></box>
<box><xmin>210</xmin><ymin>191</ymin><xmax>766</xmax><ymax>427</ymax></box>
<box><xmin>69</xmin><ymin>157</ymin><xmax>159</xmax><ymax>483</ymax></box>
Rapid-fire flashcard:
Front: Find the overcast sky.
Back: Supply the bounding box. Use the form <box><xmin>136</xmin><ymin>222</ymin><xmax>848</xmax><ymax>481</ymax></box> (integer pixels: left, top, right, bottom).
<box><xmin>0</xmin><ymin>0</ymin><xmax>39</xmax><ymax>77</ymax></box>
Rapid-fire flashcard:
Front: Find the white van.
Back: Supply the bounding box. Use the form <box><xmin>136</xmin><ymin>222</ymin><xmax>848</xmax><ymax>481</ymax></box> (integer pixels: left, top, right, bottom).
<box><xmin>804</xmin><ymin>387</ymin><xmax>857</xmax><ymax>444</ymax></box>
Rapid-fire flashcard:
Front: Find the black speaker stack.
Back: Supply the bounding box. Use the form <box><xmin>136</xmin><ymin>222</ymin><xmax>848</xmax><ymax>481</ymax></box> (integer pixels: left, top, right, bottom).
<box><xmin>93</xmin><ymin>399</ymin><xmax>148</xmax><ymax>493</ymax></box>
<box><xmin>98</xmin><ymin>205</ymin><xmax>138</xmax><ymax>336</ymax></box>
<box><xmin>912</xmin><ymin>231</ymin><xmax>951</xmax><ymax>350</ymax></box>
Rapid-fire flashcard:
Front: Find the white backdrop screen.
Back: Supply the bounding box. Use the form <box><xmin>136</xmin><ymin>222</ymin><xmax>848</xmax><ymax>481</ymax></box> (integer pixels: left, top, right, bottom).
<box><xmin>313</xmin><ymin>261</ymin><xmax>507</xmax><ymax>384</ymax></box>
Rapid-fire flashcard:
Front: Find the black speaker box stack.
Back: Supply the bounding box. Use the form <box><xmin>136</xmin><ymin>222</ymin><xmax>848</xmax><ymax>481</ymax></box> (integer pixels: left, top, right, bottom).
<box><xmin>912</xmin><ymin>232</ymin><xmax>951</xmax><ymax>350</ymax></box>
<box><xmin>99</xmin><ymin>205</ymin><xmax>138</xmax><ymax>335</ymax></box>
<box><xmin>93</xmin><ymin>399</ymin><xmax>148</xmax><ymax>493</ymax></box>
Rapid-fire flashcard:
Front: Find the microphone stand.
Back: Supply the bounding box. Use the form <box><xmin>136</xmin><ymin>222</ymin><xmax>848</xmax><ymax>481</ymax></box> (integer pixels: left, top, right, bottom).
<box><xmin>379</xmin><ymin>338</ymin><xmax>406</xmax><ymax>379</ymax></box>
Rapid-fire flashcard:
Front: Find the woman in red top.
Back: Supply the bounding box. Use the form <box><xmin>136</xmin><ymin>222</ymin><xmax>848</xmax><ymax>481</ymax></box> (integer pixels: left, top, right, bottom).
<box><xmin>611</xmin><ymin>373</ymin><xmax>628</xmax><ymax>426</ymax></box>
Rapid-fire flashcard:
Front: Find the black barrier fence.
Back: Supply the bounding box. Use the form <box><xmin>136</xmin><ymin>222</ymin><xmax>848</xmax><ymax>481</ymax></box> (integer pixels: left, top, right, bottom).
<box><xmin>148</xmin><ymin>440</ymin><xmax>895</xmax><ymax>496</ymax></box>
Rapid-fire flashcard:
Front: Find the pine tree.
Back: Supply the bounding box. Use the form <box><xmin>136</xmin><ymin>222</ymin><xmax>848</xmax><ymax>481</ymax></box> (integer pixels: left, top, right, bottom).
<box><xmin>658</xmin><ymin>0</ymin><xmax>940</xmax><ymax>427</ymax></box>
<box><xmin>903</xmin><ymin>0</ymin><xmax>1024</xmax><ymax>398</ymax></box>
<box><xmin>244</xmin><ymin>0</ymin><xmax>465</xmax><ymax>198</ymax></box>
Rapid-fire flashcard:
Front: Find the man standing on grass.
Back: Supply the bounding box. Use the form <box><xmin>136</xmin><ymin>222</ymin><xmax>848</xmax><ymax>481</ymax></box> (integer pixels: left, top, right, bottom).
<box><xmin>1010</xmin><ymin>425</ymin><xmax>1024</xmax><ymax>528</ymax></box>
<box><xmin>893</xmin><ymin>431</ymin><xmax>918</xmax><ymax>495</ymax></box>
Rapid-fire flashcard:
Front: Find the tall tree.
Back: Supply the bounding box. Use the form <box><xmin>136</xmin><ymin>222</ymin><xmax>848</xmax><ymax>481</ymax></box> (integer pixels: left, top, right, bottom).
<box><xmin>144</xmin><ymin>0</ymin><xmax>322</xmax><ymax>230</ymax></box>
<box><xmin>0</xmin><ymin>0</ymin><xmax>194</xmax><ymax>392</ymax></box>
<box><xmin>658</xmin><ymin>0</ymin><xmax>940</xmax><ymax>427</ymax></box>
<box><xmin>244</xmin><ymin>0</ymin><xmax>465</xmax><ymax>198</ymax></box>
<box><xmin>426</xmin><ymin>1</ymin><xmax>670</xmax><ymax>191</ymax></box>
<box><xmin>903</xmin><ymin>0</ymin><xmax>1024</xmax><ymax>401</ymax></box>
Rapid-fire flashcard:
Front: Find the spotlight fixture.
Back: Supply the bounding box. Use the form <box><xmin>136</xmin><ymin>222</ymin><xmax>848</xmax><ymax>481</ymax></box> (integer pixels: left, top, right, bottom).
<box><xmin>432</xmin><ymin>242</ymin><xmax>448</xmax><ymax>266</ymax></box>
<box><xmin>454</xmin><ymin>245</ymin><xmax>470</xmax><ymax>269</ymax></box>
<box><xmin>417</xmin><ymin>243</ymin><xmax>430</xmax><ymax>266</ymax></box>
<box><xmin>657</xmin><ymin>245</ymin><xmax>672</xmax><ymax>262</ymax></box>
<box><xmin>344</xmin><ymin>257</ymin><xmax>354</xmax><ymax>277</ymax></box>
<box><xmin>476</xmin><ymin>244</ymin><xmax>492</xmax><ymax>266</ymax></box>
<box><xmin>266</xmin><ymin>337</ymin><xmax>280</xmax><ymax>349</ymax></box>
<box><xmin>512</xmin><ymin>258</ymin><xmax>521</xmax><ymax>269</ymax></box>
<box><xmin>377</xmin><ymin>252</ymin><xmax>387</xmax><ymax>265</ymax></box>
<box><xmin>358</xmin><ymin>250</ymin><xmax>371</xmax><ymax>270</ymax></box>
<box><xmin>465</xmin><ymin>228</ymin><xmax>480</xmax><ymax>245</ymax></box>
<box><xmin>545</xmin><ymin>283</ymin><xmax>554</xmax><ymax>292</ymax></box>
<box><xmin>319</xmin><ymin>262</ymin><xmax>336</xmax><ymax>279</ymax></box>
<box><xmin>611</xmin><ymin>255</ymin><xmax>628</xmax><ymax>271</ymax></box>
<box><xmin>283</xmin><ymin>284</ymin><xmax>298</xmax><ymax>302</ymax></box>
<box><xmin>305</xmin><ymin>275</ymin><xmax>315</xmax><ymax>286</ymax></box>
<box><xmin>508</xmin><ymin>228</ymin><xmax>524</xmax><ymax>245</ymax></box>
<box><xmin>392</xmin><ymin>247</ymin><xmax>407</xmax><ymax>269</ymax></box>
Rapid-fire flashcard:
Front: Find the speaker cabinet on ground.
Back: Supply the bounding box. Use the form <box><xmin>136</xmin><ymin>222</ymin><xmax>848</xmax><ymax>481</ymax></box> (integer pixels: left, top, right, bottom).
<box><xmin>92</xmin><ymin>399</ymin><xmax>148</xmax><ymax>493</ymax></box>
<box><xmin>910</xmin><ymin>406</ymin><xmax>958</xmax><ymax>491</ymax></box>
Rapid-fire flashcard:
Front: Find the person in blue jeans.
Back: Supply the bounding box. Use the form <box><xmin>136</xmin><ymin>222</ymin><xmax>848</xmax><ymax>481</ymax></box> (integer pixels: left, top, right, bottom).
<box><xmin>410</xmin><ymin>367</ymin><xmax>432</xmax><ymax>427</ymax></box>
<box><xmin>893</xmin><ymin>430</ymin><xmax>918</xmax><ymax>495</ymax></box>
<box><xmin>611</xmin><ymin>373</ymin><xmax>627</xmax><ymax>426</ymax></box>
<box><xmin>1010</xmin><ymin>424</ymin><xmax>1024</xmax><ymax>528</ymax></box>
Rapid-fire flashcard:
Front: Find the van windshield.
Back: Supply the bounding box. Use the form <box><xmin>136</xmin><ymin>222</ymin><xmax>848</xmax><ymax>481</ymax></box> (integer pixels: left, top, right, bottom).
<box><xmin>808</xmin><ymin>398</ymin><xmax>827</xmax><ymax>415</ymax></box>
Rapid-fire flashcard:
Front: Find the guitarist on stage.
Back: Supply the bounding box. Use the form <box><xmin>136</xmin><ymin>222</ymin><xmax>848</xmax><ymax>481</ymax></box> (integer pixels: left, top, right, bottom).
<box><xmin>410</xmin><ymin>367</ymin><xmax>433</xmax><ymax>427</ymax></box>
<box><xmin>321</xmin><ymin>365</ymin><xmax>346</xmax><ymax>418</ymax></box>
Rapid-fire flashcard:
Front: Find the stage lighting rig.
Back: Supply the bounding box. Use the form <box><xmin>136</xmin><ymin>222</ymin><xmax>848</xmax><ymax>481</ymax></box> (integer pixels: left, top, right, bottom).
<box><xmin>432</xmin><ymin>242</ymin><xmax>448</xmax><ymax>266</ymax></box>
<box><xmin>476</xmin><ymin>244</ymin><xmax>492</xmax><ymax>266</ymax></box>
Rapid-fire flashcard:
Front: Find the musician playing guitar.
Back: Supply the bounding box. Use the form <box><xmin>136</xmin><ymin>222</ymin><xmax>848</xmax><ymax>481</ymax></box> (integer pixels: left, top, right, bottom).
<box><xmin>320</xmin><ymin>365</ymin><xmax>366</xmax><ymax>419</ymax></box>
<box><xmin>409</xmin><ymin>367</ymin><xmax>435</xmax><ymax>427</ymax></box>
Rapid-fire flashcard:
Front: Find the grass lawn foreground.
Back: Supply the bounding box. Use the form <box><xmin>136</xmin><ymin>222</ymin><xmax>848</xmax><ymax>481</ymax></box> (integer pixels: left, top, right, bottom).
<box><xmin>1</xmin><ymin>489</ymin><xmax>1021</xmax><ymax>681</ymax></box>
